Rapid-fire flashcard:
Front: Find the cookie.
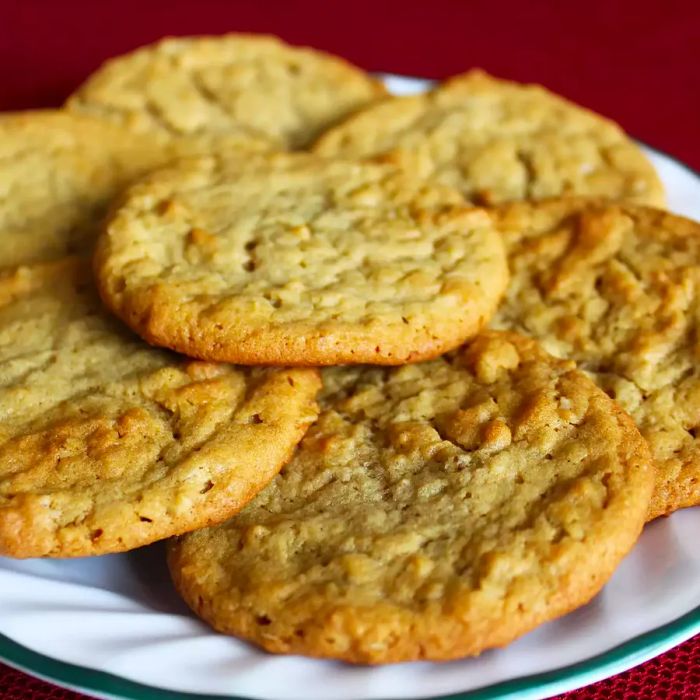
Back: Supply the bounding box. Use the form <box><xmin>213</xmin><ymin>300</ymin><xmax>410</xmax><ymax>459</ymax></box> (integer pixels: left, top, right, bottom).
<box><xmin>66</xmin><ymin>34</ymin><xmax>386</xmax><ymax>148</ymax></box>
<box><xmin>0</xmin><ymin>110</ymin><xmax>272</xmax><ymax>268</ymax></box>
<box><xmin>490</xmin><ymin>198</ymin><xmax>700</xmax><ymax>519</ymax></box>
<box><xmin>314</xmin><ymin>70</ymin><xmax>664</xmax><ymax>207</ymax></box>
<box><xmin>168</xmin><ymin>332</ymin><xmax>653</xmax><ymax>664</ymax></box>
<box><xmin>0</xmin><ymin>258</ymin><xmax>320</xmax><ymax>558</ymax></box>
<box><xmin>95</xmin><ymin>152</ymin><xmax>508</xmax><ymax>366</ymax></box>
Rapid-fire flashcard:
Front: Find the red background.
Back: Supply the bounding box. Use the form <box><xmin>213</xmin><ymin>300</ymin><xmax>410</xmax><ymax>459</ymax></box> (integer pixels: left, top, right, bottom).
<box><xmin>0</xmin><ymin>0</ymin><xmax>698</xmax><ymax>697</ymax></box>
<box><xmin>1</xmin><ymin>0</ymin><xmax>700</xmax><ymax>170</ymax></box>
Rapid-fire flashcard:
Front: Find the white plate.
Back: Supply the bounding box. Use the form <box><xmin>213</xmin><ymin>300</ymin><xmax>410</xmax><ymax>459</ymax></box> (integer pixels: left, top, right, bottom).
<box><xmin>1</xmin><ymin>75</ymin><xmax>699</xmax><ymax>700</ymax></box>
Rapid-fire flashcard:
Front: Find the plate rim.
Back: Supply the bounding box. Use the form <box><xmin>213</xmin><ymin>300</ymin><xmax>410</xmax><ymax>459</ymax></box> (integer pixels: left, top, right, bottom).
<box><xmin>2</xmin><ymin>605</ymin><xmax>699</xmax><ymax>700</ymax></box>
<box><xmin>2</xmin><ymin>72</ymin><xmax>699</xmax><ymax>700</ymax></box>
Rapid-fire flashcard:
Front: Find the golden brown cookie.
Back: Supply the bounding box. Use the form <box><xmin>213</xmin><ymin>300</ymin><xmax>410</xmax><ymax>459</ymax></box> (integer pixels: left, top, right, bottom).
<box><xmin>0</xmin><ymin>258</ymin><xmax>320</xmax><ymax>558</ymax></box>
<box><xmin>95</xmin><ymin>152</ymin><xmax>508</xmax><ymax>366</ymax></box>
<box><xmin>0</xmin><ymin>110</ymin><xmax>271</xmax><ymax>268</ymax></box>
<box><xmin>66</xmin><ymin>34</ymin><xmax>386</xmax><ymax>148</ymax></box>
<box><xmin>314</xmin><ymin>70</ymin><xmax>664</xmax><ymax>207</ymax></box>
<box><xmin>168</xmin><ymin>332</ymin><xmax>653</xmax><ymax>664</ymax></box>
<box><xmin>490</xmin><ymin>198</ymin><xmax>700</xmax><ymax>519</ymax></box>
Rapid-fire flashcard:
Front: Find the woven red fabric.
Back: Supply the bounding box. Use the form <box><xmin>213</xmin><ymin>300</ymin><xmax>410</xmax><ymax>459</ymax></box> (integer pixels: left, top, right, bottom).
<box><xmin>0</xmin><ymin>0</ymin><xmax>698</xmax><ymax>697</ymax></box>
<box><xmin>563</xmin><ymin>635</ymin><xmax>700</xmax><ymax>699</ymax></box>
<box><xmin>1</xmin><ymin>634</ymin><xmax>698</xmax><ymax>698</ymax></box>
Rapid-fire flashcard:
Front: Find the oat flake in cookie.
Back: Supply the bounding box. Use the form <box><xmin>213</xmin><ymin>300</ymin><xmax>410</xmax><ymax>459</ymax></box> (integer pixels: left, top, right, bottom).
<box><xmin>168</xmin><ymin>332</ymin><xmax>653</xmax><ymax>664</ymax></box>
<box><xmin>0</xmin><ymin>259</ymin><xmax>320</xmax><ymax>558</ymax></box>
<box><xmin>314</xmin><ymin>70</ymin><xmax>664</xmax><ymax>207</ymax></box>
<box><xmin>67</xmin><ymin>34</ymin><xmax>386</xmax><ymax>148</ymax></box>
<box><xmin>491</xmin><ymin>198</ymin><xmax>700</xmax><ymax>519</ymax></box>
<box><xmin>95</xmin><ymin>152</ymin><xmax>508</xmax><ymax>366</ymax></box>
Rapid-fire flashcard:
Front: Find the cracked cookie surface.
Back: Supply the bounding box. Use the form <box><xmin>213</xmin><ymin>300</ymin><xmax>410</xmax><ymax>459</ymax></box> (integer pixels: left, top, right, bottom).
<box><xmin>168</xmin><ymin>331</ymin><xmax>653</xmax><ymax>664</ymax></box>
<box><xmin>95</xmin><ymin>152</ymin><xmax>508</xmax><ymax>365</ymax></box>
<box><xmin>314</xmin><ymin>70</ymin><xmax>664</xmax><ymax>207</ymax></box>
<box><xmin>0</xmin><ymin>110</ymin><xmax>271</xmax><ymax>268</ymax></box>
<box><xmin>67</xmin><ymin>34</ymin><xmax>386</xmax><ymax>148</ymax></box>
<box><xmin>490</xmin><ymin>198</ymin><xmax>700</xmax><ymax>518</ymax></box>
<box><xmin>0</xmin><ymin>258</ymin><xmax>320</xmax><ymax>557</ymax></box>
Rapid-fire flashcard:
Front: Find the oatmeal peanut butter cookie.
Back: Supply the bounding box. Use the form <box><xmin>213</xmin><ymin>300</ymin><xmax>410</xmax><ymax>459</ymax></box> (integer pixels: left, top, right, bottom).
<box><xmin>95</xmin><ymin>153</ymin><xmax>508</xmax><ymax>366</ymax></box>
<box><xmin>0</xmin><ymin>110</ymin><xmax>271</xmax><ymax>268</ymax></box>
<box><xmin>168</xmin><ymin>332</ymin><xmax>653</xmax><ymax>664</ymax></box>
<box><xmin>314</xmin><ymin>70</ymin><xmax>664</xmax><ymax>207</ymax></box>
<box><xmin>490</xmin><ymin>199</ymin><xmax>700</xmax><ymax>518</ymax></box>
<box><xmin>67</xmin><ymin>34</ymin><xmax>386</xmax><ymax>148</ymax></box>
<box><xmin>0</xmin><ymin>258</ymin><xmax>320</xmax><ymax>558</ymax></box>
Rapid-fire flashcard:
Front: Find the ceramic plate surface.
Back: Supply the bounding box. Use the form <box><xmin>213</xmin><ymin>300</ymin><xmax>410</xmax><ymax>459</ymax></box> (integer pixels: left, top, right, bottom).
<box><xmin>1</xmin><ymin>74</ymin><xmax>699</xmax><ymax>700</ymax></box>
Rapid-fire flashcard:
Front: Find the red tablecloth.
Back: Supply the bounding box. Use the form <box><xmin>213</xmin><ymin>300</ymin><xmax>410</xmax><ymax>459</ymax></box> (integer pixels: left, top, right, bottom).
<box><xmin>0</xmin><ymin>1</ymin><xmax>698</xmax><ymax>698</ymax></box>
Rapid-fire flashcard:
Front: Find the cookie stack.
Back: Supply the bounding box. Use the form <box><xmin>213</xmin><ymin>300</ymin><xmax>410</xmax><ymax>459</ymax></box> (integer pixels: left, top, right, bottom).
<box><xmin>0</xmin><ymin>34</ymin><xmax>696</xmax><ymax>665</ymax></box>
